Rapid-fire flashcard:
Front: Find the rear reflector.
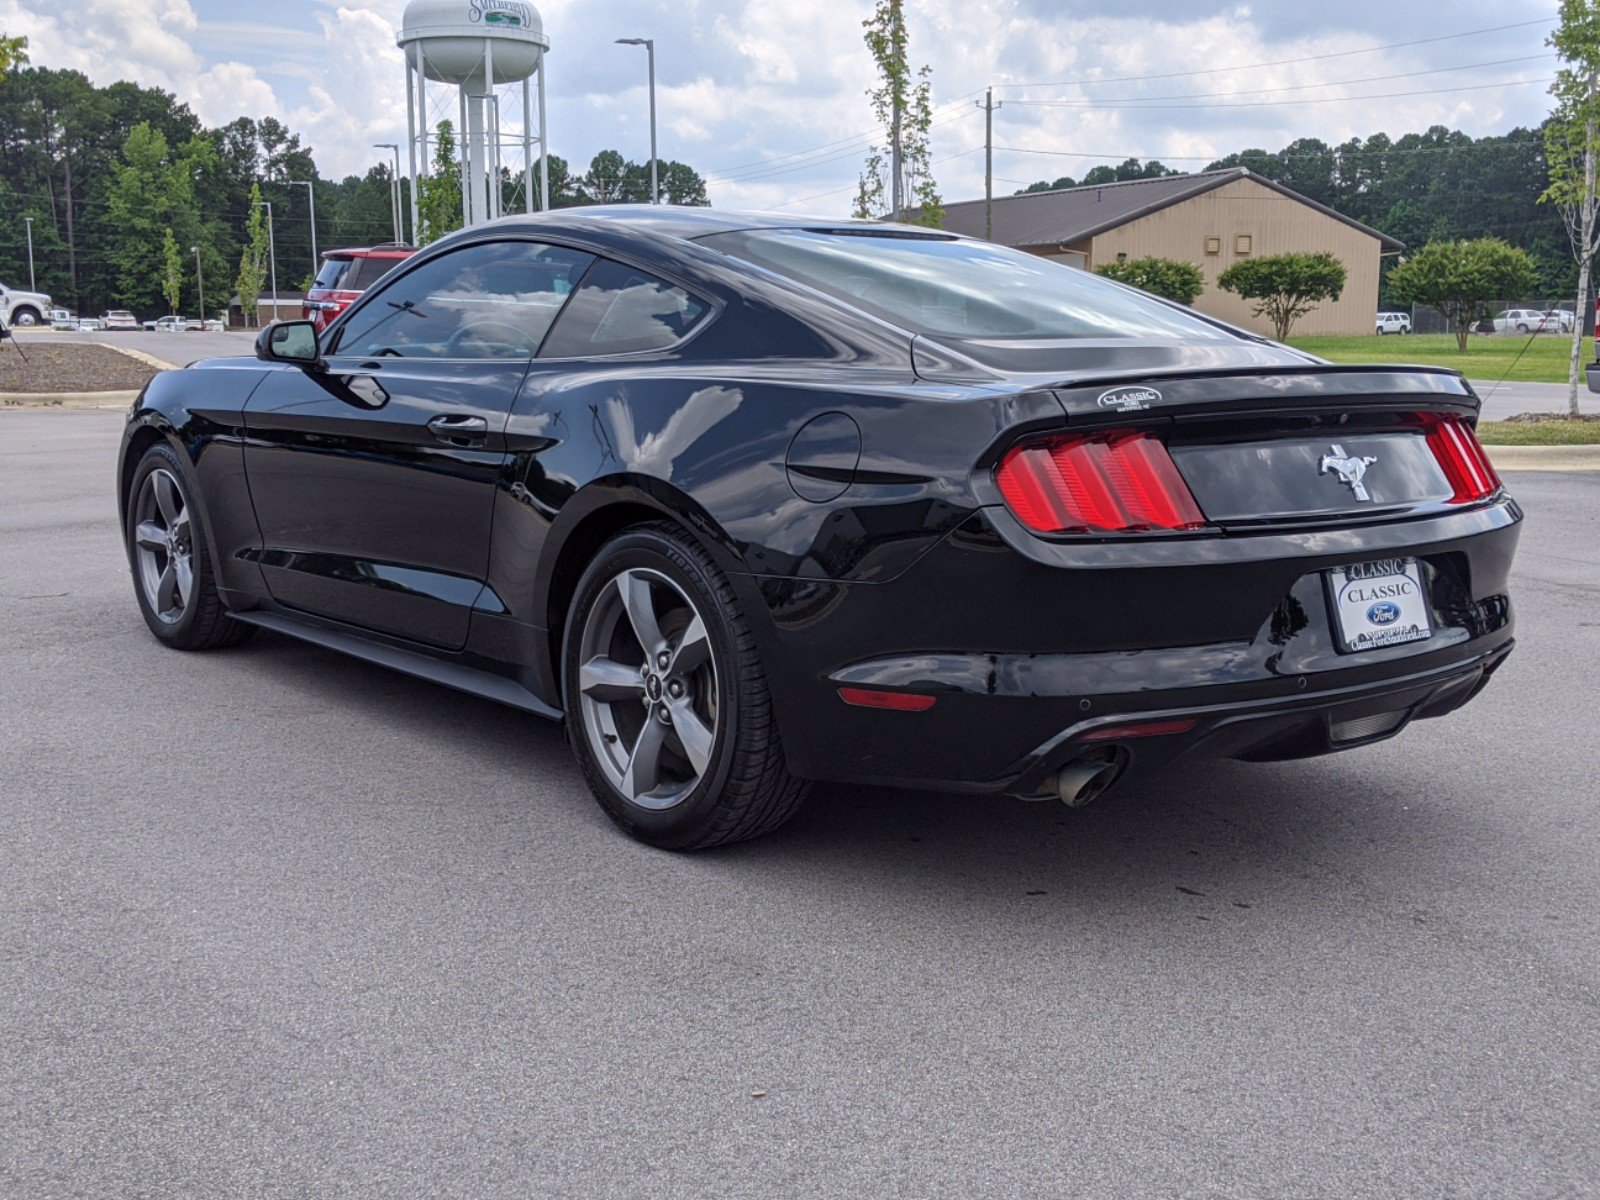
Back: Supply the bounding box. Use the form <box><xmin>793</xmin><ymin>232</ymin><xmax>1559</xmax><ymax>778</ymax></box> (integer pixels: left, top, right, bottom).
<box><xmin>1082</xmin><ymin>718</ymin><xmax>1198</xmax><ymax>741</ymax></box>
<box><xmin>996</xmin><ymin>431</ymin><xmax>1207</xmax><ymax>534</ymax></box>
<box><xmin>1420</xmin><ymin>415</ymin><xmax>1501</xmax><ymax>504</ymax></box>
<box><xmin>837</xmin><ymin>687</ymin><xmax>937</xmax><ymax>711</ymax></box>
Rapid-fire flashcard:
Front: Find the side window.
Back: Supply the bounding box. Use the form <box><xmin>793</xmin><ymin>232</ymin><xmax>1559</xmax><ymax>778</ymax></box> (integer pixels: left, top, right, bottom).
<box><xmin>538</xmin><ymin>259</ymin><xmax>708</xmax><ymax>358</ymax></box>
<box><xmin>331</xmin><ymin>241</ymin><xmax>595</xmax><ymax>360</ymax></box>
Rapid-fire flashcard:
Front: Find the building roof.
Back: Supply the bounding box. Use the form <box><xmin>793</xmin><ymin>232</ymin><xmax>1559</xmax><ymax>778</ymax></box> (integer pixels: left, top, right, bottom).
<box><xmin>933</xmin><ymin>167</ymin><xmax>1404</xmax><ymax>253</ymax></box>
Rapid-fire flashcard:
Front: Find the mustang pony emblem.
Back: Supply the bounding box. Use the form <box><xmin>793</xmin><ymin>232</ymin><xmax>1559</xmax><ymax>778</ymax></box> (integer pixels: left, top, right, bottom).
<box><xmin>1320</xmin><ymin>444</ymin><xmax>1378</xmax><ymax>502</ymax></box>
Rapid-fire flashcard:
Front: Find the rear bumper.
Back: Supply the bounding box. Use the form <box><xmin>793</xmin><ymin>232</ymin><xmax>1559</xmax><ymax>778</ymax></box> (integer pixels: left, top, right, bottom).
<box><xmin>753</xmin><ymin>496</ymin><xmax>1521</xmax><ymax>793</ymax></box>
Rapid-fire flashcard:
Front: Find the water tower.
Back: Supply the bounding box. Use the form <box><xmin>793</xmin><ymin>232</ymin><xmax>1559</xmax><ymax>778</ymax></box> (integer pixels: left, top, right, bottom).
<box><xmin>398</xmin><ymin>0</ymin><xmax>550</xmax><ymax>235</ymax></box>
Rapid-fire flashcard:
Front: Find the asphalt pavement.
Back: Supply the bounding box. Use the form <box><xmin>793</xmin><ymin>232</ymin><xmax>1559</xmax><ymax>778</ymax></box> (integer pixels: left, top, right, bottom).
<box><xmin>3</xmin><ymin>409</ymin><xmax>1598</xmax><ymax>1198</ymax></box>
<box><xmin>13</xmin><ymin>327</ymin><xmax>258</xmax><ymax>368</ymax></box>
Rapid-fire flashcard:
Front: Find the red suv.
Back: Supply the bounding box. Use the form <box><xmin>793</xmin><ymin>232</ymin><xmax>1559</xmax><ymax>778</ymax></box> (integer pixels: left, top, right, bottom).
<box><xmin>304</xmin><ymin>244</ymin><xmax>415</xmax><ymax>332</ymax></box>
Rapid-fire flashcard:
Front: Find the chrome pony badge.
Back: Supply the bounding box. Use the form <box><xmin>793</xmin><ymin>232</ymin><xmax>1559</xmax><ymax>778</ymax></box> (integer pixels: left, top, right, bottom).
<box><xmin>1319</xmin><ymin>444</ymin><xmax>1378</xmax><ymax>502</ymax></box>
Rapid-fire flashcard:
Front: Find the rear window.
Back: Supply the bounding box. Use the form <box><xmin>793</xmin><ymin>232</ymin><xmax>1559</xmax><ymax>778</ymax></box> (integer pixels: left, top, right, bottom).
<box><xmin>348</xmin><ymin>255</ymin><xmax>407</xmax><ymax>291</ymax></box>
<box><xmin>314</xmin><ymin>258</ymin><xmax>352</xmax><ymax>290</ymax></box>
<box><xmin>699</xmin><ymin>229</ymin><xmax>1230</xmax><ymax>343</ymax></box>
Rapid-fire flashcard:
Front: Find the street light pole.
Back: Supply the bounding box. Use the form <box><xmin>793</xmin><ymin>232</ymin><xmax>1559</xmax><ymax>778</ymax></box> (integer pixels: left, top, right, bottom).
<box><xmin>191</xmin><ymin>245</ymin><xmax>204</xmax><ymax>323</ymax></box>
<box><xmin>615</xmin><ymin>38</ymin><xmax>658</xmax><ymax>203</ymax></box>
<box><xmin>256</xmin><ymin>199</ymin><xmax>279</xmax><ymax>324</ymax></box>
<box><xmin>374</xmin><ymin>143</ymin><xmax>403</xmax><ymax>242</ymax></box>
<box><xmin>288</xmin><ymin>179</ymin><xmax>318</xmax><ymax>275</ymax></box>
<box><xmin>23</xmin><ymin>216</ymin><xmax>35</xmax><ymax>292</ymax></box>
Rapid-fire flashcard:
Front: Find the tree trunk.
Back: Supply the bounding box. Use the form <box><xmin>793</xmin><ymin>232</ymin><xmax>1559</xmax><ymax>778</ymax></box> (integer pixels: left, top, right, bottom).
<box><xmin>1570</xmin><ymin>114</ymin><xmax>1597</xmax><ymax>418</ymax></box>
<box><xmin>1456</xmin><ymin>320</ymin><xmax>1470</xmax><ymax>353</ymax></box>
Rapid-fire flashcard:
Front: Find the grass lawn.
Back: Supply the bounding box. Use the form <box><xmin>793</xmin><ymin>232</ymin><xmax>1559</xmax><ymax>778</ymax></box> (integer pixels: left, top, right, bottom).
<box><xmin>1287</xmin><ymin>333</ymin><xmax>1584</xmax><ymax>384</ymax></box>
<box><xmin>1476</xmin><ymin>417</ymin><xmax>1600</xmax><ymax>445</ymax></box>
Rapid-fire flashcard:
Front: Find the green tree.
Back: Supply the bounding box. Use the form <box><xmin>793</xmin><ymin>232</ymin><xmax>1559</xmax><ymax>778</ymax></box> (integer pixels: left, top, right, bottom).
<box><xmin>582</xmin><ymin>150</ymin><xmax>628</xmax><ymax>203</ymax></box>
<box><xmin>235</xmin><ymin>182</ymin><xmax>268</xmax><ymax>327</ymax></box>
<box><xmin>1095</xmin><ymin>256</ymin><xmax>1207</xmax><ymax>305</ymax></box>
<box><xmin>1217</xmin><ymin>251</ymin><xmax>1347</xmax><ymax>340</ymax></box>
<box><xmin>417</xmin><ymin>119</ymin><xmax>462</xmax><ymax>245</ymax></box>
<box><xmin>1542</xmin><ymin>0</ymin><xmax>1600</xmax><ymax>415</ymax></box>
<box><xmin>0</xmin><ymin>33</ymin><xmax>27</xmax><ymax>71</ymax></box>
<box><xmin>161</xmin><ymin>227</ymin><xmax>182</xmax><ymax>313</ymax></box>
<box><xmin>658</xmin><ymin>160</ymin><xmax>709</xmax><ymax>206</ymax></box>
<box><xmin>854</xmin><ymin>0</ymin><xmax>941</xmax><ymax>226</ymax></box>
<box><xmin>104</xmin><ymin>122</ymin><xmax>195</xmax><ymax>312</ymax></box>
<box><xmin>1387</xmin><ymin>238</ymin><xmax>1540</xmax><ymax>351</ymax></box>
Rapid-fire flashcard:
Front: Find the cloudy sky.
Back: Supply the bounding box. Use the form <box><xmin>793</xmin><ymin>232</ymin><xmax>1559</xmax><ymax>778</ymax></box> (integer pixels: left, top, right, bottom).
<box><xmin>0</xmin><ymin>0</ymin><xmax>1562</xmax><ymax>214</ymax></box>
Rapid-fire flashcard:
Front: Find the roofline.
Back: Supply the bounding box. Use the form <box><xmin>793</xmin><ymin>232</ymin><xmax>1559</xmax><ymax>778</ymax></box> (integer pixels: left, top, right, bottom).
<box><xmin>976</xmin><ymin>167</ymin><xmax>1404</xmax><ymax>254</ymax></box>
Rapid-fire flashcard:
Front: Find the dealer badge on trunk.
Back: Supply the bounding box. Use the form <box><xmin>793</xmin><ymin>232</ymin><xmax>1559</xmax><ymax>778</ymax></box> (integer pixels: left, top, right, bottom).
<box><xmin>1319</xmin><ymin>444</ymin><xmax>1378</xmax><ymax>502</ymax></box>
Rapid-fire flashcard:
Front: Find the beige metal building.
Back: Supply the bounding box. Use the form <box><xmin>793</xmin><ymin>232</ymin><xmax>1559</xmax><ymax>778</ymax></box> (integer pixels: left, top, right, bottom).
<box><xmin>936</xmin><ymin>167</ymin><xmax>1403</xmax><ymax>337</ymax></box>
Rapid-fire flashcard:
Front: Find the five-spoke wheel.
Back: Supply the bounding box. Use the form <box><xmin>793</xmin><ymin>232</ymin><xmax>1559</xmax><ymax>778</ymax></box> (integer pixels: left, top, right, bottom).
<box><xmin>132</xmin><ymin>467</ymin><xmax>195</xmax><ymax>625</ymax></box>
<box><xmin>577</xmin><ymin>567</ymin><xmax>718</xmax><ymax>810</ymax></box>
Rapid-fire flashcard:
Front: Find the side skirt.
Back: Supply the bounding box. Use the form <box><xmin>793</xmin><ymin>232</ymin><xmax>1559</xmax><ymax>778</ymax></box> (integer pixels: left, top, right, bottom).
<box><xmin>230</xmin><ymin>609</ymin><xmax>563</xmax><ymax>721</ymax></box>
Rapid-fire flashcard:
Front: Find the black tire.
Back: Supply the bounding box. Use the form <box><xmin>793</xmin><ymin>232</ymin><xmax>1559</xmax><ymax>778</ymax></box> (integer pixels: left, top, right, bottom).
<box><xmin>124</xmin><ymin>442</ymin><xmax>254</xmax><ymax>651</ymax></box>
<box><xmin>1517</xmin><ymin>324</ymin><xmax>1529</xmax><ymax>334</ymax></box>
<box><xmin>11</xmin><ymin>307</ymin><xmax>40</xmax><ymax>327</ymax></box>
<box><xmin>562</xmin><ymin>522</ymin><xmax>809</xmax><ymax>850</ymax></box>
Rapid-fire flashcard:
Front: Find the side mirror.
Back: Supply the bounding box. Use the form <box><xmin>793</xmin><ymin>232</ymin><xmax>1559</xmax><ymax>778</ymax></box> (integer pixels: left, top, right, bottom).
<box><xmin>256</xmin><ymin>320</ymin><xmax>322</xmax><ymax>368</ymax></box>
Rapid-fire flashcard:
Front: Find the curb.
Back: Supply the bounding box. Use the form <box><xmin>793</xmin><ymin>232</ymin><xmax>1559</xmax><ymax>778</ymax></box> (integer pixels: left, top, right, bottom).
<box><xmin>1483</xmin><ymin>444</ymin><xmax>1600</xmax><ymax>472</ymax></box>
<box><xmin>1</xmin><ymin>390</ymin><xmax>138</xmax><ymax>409</ymax></box>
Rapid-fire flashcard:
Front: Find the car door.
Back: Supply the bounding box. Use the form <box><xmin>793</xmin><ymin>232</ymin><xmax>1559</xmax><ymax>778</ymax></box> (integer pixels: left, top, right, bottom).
<box><xmin>242</xmin><ymin>238</ymin><xmax>595</xmax><ymax>649</ymax></box>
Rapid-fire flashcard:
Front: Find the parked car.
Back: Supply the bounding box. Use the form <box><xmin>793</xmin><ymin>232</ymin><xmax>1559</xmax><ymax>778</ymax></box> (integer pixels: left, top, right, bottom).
<box><xmin>1492</xmin><ymin>308</ymin><xmax>1556</xmax><ymax>335</ymax></box>
<box><xmin>119</xmin><ymin>207</ymin><xmax>1520</xmax><ymax>849</ymax></box>
<box><xmin>144</xmin><ymin>315</ymin><xmax>190</xmax><ymax>333</ymax></box>
<box><xmin>200</xmin><ymin>318</ymin><xmax>226</xmax><ymax>332</ymax></box>
<box><xmin>77</xmin><ymin>318</ymin><xmax>102</xmax><ymax>333</ymax></box>
<box><xmin>0</xmin><ymin>281</ymin><xmax>52</xmax><ymax>327</ymax></box>
<box><xmin>102</xmin><ymin>310</ymin><xmax>139</xmax><ymax>331</ymax></box>
<box><xmin>304</xmin><ymin>243</ymin><xmax>416</xmax><ymax>332</ymax></box>
<box><xmin>50</xmin><ymin>308</ymin><xmax>78</xmax><ymax>331</ymax></box>
<box><xmin>1375</xmin><ymin>312</ymin><xmax>1411</xmax><ymax>335</ymax></box>
<box><xmin>1541</xmin><ymin>309</ymin><xmax>1576</xmax><ymax>334</ymax></box>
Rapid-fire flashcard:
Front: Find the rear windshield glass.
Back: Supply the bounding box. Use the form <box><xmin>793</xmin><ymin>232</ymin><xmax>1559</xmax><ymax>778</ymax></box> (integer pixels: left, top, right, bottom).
<box><xmin>348</xmin><ymin>255</ymin><xmax>406</xmax><ymax>291</ymax></box>
<box><xmin>314</xmin><ymin>258</ymin><xmax>352</xmax><ymax>290</ymax></box>
<box><xmin>699</xmin><ymin>229</ymin><xmax>1231</xmax><ymax>343</ymax></box>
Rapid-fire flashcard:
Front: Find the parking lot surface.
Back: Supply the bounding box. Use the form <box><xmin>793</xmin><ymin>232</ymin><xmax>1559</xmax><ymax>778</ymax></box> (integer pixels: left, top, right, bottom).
<box><xmin>3</xmin><ymin>410</ymin><xmax>1598</xmax><ymax>1198</ymax></box>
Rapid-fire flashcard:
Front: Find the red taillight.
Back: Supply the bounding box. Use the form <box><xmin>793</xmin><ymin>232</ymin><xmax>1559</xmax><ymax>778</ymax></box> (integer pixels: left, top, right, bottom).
<box><xmin>995</xmin><ymin>430</ymin><xmax>1207</xmax><ymax>534</ymax></box>
<box><xmin>1420</xmin><ymin>415</ymin><xmax>1500</xmax><ymax>504</ymax></box>
<box><xmin>837</xmin><ymin>687</ymin><xmax>937</xmax><ymax>711</ymax></box>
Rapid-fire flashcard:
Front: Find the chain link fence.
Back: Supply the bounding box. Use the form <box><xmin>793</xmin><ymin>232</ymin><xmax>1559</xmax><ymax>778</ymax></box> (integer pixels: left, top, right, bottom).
<box><xmin>1401</xmin><ymin>301</ymin><xmax>1595</xmax><ymax>337</ymax></box>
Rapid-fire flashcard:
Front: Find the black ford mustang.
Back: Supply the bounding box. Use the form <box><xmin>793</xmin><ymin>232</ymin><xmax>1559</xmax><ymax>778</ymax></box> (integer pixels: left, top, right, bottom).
<box><xmin>118</xmin><ymin>206</ymin><xmax>1520</xmax><ymax>848</ymax></box>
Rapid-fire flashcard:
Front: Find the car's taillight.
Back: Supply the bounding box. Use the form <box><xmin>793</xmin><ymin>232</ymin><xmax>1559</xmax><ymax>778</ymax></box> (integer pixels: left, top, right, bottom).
<box><xmin>1420</xmin><ymin>415</ymin><xmax>1501</xmax><ymax>504</ymax></box>
<box><xmin>995</xmin><ymin>430</ymin><xmax>1207</xmax><ymax>534</ymax></box>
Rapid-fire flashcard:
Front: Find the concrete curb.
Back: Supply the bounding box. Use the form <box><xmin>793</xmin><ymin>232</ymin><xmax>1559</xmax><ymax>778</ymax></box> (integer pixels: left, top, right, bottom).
<box><xmin>1484</xmin><ymin>444</ymin><xmax>1600</xmax><ymax>471</ymax></box>
<box><xmin>1</xmin><ymin>391</ymin><xmax>138</xmax><ymax>409</ymax></box>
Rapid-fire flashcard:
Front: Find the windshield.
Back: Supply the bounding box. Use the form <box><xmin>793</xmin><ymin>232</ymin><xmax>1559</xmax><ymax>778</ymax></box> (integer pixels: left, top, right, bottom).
<box><xmin>698</xmin><ymin>229</ymin><xmax>1233</xmax><ymax>343</ymax></box>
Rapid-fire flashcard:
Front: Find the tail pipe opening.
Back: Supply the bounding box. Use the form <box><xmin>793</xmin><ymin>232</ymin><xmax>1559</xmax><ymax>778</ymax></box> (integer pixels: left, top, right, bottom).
<box><xmin>1049</xmin><ymin>747</ymin><xmax>1128</xmax><ymax>808</ymax></box>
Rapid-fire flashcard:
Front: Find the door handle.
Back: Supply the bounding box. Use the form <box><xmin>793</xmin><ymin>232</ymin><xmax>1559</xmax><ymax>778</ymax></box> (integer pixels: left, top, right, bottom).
<box><xmin>428</xmin><ymin>414</ymin><xmax>489</xmax><ymax>443</ymax></box>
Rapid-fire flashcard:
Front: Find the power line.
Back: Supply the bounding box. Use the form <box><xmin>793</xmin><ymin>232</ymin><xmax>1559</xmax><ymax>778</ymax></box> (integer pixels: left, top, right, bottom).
<box><xmin>992</xmin><ymin>76</ymin><xmax>1552</xmax><ymax>112</ymax></box>
<box><xmin>1005</xmin><ymin>53</ymin><xmax>1556</xmax><ymax>107</ymax></box>
<box><xmin>993</xmin><ymin>16</ymin><xmax>1559</xmax><ymax>91</ymax></box>
<box><xmin>712</xmin><ymin>108</ymin><xmax>980</xmax><ymax>186</ymax></box>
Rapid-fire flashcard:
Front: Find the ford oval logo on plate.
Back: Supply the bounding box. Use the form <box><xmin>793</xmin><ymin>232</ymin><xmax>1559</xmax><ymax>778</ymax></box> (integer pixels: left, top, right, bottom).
<box><xmin>1366</xmin><ymin>601</ymin><xmax>1402</xmax><ymax>626</ymax></box>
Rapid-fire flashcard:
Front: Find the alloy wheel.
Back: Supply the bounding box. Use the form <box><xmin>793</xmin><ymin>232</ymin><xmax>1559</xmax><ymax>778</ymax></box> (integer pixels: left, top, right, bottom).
<box><xmin>576</xmin><ymin>567</ymin><xmax>719</xmax><ymax>810</ymax></box>
<box><xmin>132</xmin><ymin>468</ymin><xmax>195</xmax><ymax>625</ymax></box>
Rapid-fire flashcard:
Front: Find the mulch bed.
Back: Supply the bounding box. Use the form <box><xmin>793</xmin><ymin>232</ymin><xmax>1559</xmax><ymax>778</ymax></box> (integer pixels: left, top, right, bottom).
<box><xmin>0</xmin><ymin>342</ymin><xmax>158</xmax><ymax>395</ymax></box>
<box><xmin>1502</xmin><ymin>411</ymin><xmax>1600</xmax><ymax>424</ymax></box>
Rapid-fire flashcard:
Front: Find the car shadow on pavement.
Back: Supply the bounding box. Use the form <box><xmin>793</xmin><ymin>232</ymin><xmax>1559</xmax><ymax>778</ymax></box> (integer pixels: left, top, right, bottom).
<box><xmin>230</xmin><ymin>628</ymin><xmax>1439</xmax><ymax>913</ymax></box>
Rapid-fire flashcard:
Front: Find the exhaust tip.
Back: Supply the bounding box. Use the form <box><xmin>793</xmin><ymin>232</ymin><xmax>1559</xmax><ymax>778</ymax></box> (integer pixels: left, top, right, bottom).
<box><xmin>1051</xmin><ymin>748</ymin><xmax>1127</xmax><ymax>807</ymax></box>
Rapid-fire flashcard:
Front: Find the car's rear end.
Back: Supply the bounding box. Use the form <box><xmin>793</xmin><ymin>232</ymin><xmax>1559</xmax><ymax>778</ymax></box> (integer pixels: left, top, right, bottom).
<box><xmin>809</xmin><ymin>365</ymin><xmax>1517</xmax><ymax>803</ymax></box>
<box><xmin>305</xmin><ymin>246</ymin><xmax>414</xmax><ymax>332</ymax></box>
<box><xmin>697</xmin><ymin>223</ymin><xmax>1520</xmax><ymax>803</ymax></box>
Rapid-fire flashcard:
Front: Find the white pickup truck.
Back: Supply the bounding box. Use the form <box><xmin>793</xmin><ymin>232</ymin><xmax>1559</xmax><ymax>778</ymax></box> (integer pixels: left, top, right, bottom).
<box><xmin>1</xmin><ymin>281</ymin><xmax>53</xmax><ymax>327</ymax></box>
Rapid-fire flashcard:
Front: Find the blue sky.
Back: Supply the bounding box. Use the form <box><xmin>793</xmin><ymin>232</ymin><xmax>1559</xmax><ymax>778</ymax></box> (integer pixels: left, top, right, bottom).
<box><xmin>0</xmin><ymin>1</ymin><xmax>1562</xmax><ymax>215</ymax></box>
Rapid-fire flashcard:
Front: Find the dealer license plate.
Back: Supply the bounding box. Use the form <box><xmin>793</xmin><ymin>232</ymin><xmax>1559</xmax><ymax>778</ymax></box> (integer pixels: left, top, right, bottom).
<box><xmin>1326</xmin><ymin>558</ymin><xmax>1433</xmax><ymax>653</ymax></box>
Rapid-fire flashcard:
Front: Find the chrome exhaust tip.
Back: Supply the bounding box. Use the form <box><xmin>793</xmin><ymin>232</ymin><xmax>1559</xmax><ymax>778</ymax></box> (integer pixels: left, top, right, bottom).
<box><xmin>1050</xmin><ymin>749</ymin><xmax>1127</xmax><ymax>807</ymax></box>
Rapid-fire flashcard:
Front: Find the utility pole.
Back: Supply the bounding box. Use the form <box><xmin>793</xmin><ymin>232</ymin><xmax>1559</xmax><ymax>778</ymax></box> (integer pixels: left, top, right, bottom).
<box><xmin>191</xmin><ymin>245</ymin><xmax>204</xmax><ymax>323</ymax></box>
<box><xmin>23</xmin><ymin>216</ymin><xmax>35</xmax><ymax>292</ymax></box>
<box><xmin>977</xmin><ymin>88</ymin><xmax>1001</xmax><ymax>242</ymax></box>
<box><xmin>374</xmin><ymin>144</ymin><xmax>403</xmax><ymax>242</ymax></box>
<box><xmin>889</xmin><ymin>0</ymin><xmax>904</xmax><ymax>221</ymax></box>
<box><xmin>289</xmin><ymin>179</ymin><xmax>318</xmax><ymax>274</ymax></box>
